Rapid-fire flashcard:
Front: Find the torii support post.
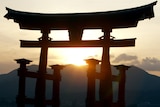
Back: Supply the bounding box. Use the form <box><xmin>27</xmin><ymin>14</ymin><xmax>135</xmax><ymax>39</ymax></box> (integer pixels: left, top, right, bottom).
<box><xmin>15</xmin><ymin>58</ymin><xmax>32</xmax><ymax>107</ymax></box>
<box><xmin>99</xmin><ymin>29</ymin><xmax>113</xmax><ymax>107</ymax></box>
<box><xmin>114</xmin><ymin>65</ymin><xmax>130</xmax><ymax>107</ymax></box>
<box><xmin>50</xmin><ymin>65</ymin><xmax>65</xmax><ymax>107</ymax></box>
<box><xmin>85</xmin><ymin>58</ymin><xmax>100</xmax><ymax>107</ymax></box>
<box><xmin>35</xmin><ymin>29</ymin><xmax>50</xmax><ymax>107</ymax></box>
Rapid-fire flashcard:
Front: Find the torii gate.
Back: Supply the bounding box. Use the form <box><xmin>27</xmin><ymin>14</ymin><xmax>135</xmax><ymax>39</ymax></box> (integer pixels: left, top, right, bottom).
<box><xmin>5</xmin><ymin>1</ymin><xmax>156</xmax><ymax>107</ymax></box>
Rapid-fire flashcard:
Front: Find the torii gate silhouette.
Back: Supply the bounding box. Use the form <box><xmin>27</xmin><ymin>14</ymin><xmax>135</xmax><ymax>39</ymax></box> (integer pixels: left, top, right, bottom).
<box><xmin>5</xmin><ymin>1</ymin><xmax>156</xmax><ymax>107</ymax></box>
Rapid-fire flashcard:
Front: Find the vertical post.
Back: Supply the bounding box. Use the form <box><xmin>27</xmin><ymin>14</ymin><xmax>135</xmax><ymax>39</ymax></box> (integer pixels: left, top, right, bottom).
<box><xmin>68</xmin><ymin>26</ymin><xmax>83</xmax><ymax>42</ymax></box>
<box><xmin>85</xmin><ymin>58</ymin><xmax>100</xmax><ymax>107</ymax></box>
<box><xmin>35</xmin><ymin>29</ymin><xmax>50</xmax><ymax>107</ymax></box>
<box><xmin>15</xmin><ymin>58</ymin><xmax>32</xmax><ymax>107</ymax></box>
<box><xmin>99</xmin><ymin>28</ymin><xmax>113</xmax><ymax>107</ymax></box>
<box><xmin>114</xmin><ymin>65</ymin><xmax>130</xmax><ymax>107</ymax></box>
<box><xmin>50</xmin><ymin>65</ymin><xmax>64</xmax><ymax>107</ymax></box>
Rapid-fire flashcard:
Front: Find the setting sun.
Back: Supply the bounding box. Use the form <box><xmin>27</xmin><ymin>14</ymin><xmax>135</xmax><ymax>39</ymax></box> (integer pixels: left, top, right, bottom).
<box><xmin>51</xmin><ymin>48</ymin><xmax>102</xmax><ymax>66</ymax></box>
<box><xmin>67</xmin><ymin>57</ymin><xmax>86</xmax><ymax>66</ymax></box>
<box><xmin>64</xmin><ymin>48</ymin><xmax>98</xmax><ymax>66</ymax></box>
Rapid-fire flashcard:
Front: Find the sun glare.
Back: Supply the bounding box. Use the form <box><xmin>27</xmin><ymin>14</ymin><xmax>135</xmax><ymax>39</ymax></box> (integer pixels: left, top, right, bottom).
<box><xmin>67</xmin><ymin>57</ymin><xmax>87</xmax><ymax>66</ymax></box>
<box><xmin>53</xmin><ymin>48</ymin><xmax>101</xmax><ymax>66</ymax></box>
<box><xmin>65</xmin><ymin>48</ymin><xmax>90</xmax><ymax>66</ymax></box>
<box><xmin>48</xmin><ymin>30</ymin><xmax>102</xmax><ymax>66</ymax></box>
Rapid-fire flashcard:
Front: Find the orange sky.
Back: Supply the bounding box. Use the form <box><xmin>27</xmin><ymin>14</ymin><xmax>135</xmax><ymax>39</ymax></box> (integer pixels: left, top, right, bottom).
<box><xmin>0</xmin><ymin>0</ymin><xmax>160</xmax><ymax>75</ymax></box>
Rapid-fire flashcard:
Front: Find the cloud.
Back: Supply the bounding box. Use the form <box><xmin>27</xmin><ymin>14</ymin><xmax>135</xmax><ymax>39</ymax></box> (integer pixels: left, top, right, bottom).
<box><xmin>139</xmin><ymin>57</ymin><xmax>160</xmax><ymax>71</ymax></box>
<box><xmin>112</xmin><ymin>53</ymin><xmax>160</xmax><ymax>72</ymax></box>
<box><xmin>112</xmin><ymin>53</ymin><xmax>138</xmax><ymax>63</ymax></box>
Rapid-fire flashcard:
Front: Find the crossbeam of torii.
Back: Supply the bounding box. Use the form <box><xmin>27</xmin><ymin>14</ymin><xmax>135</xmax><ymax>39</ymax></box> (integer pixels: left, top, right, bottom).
<box><xmin>5</xmin><ymin>1</ymin><xmax>156</xmax><ymax>107</ymax></box>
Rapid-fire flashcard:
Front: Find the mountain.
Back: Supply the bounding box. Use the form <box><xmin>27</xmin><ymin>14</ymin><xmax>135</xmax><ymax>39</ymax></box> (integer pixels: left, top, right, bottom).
<box><xmin>0</xmin><ymin>65</ymin><xmax>160</xmax><ymax>107</ymax></box>
<box><xmin>125</xmin><ymin>66</ymin><xmax>160</xmax><ymax>107</ymax></box>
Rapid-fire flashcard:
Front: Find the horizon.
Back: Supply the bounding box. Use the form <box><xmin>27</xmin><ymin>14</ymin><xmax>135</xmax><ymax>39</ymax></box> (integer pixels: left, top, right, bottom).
<box><xmin>1</xmin><ymin>63</ymin><xmax>160</xmax><ymax>77</ymax></box>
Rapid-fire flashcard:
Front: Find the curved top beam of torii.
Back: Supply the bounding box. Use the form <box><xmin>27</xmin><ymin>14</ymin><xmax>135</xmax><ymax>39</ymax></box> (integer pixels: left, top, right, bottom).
<box><xmin>4</xmin><ymin>1</ymin><xmax>157</xmax><ymax>30</ymax></box>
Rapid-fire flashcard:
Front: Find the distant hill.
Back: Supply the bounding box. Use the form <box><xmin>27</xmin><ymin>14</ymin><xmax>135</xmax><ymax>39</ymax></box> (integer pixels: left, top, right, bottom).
<box><xmin>0</xmin><ymin>65</ymin><xmax>160</xmax><ymax>107</ymax></box>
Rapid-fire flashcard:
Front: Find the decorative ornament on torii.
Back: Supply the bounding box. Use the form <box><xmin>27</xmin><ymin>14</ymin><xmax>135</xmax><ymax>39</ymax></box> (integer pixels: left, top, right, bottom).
<box><xmin>5</xmin><ymin>1</ymin><xmax>157</xmax><ymax>107</ymax></box>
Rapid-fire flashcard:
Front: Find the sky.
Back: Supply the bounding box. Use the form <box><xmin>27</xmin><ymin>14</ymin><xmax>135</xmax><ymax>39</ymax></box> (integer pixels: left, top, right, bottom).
<box><xmin>0</xmin><ymin>0</ymin><xmax>160</xmax><ymax>76</ymax></box>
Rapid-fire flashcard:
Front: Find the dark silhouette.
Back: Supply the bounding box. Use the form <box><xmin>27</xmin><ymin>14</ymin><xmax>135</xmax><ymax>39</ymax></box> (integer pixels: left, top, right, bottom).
<box><xmin>85</xmin><ymin>58</ymin><xmax>100</xmax><ymax>107</ymax></box>
<box><xmin>15</xmin><ymin>59</ymin><xmax>65</xmax><ymax>107</ymax></box>
<box><xmin>114</xmin><ymin>65</ymin><xmax>130</xmax><ymax>107</ymax></box>
<box><xmin>15</xmin><ymin>58</ymin><xmax>32</xmax><ymax>107</ymax></box>
<box><xmin>50</xmin><ymin>65</ymin><xmax>65</xmax><ymax>107</ymax></box>
<box><xmin>5</xmin><ymin>1</ymin><xmax>156</xmax><ymax>107</ymax></box>
<box><xmin>85</xmin><ymin>59</ymin><xmax>131</xmax><ymax>107</ymax></box>
<box><xmin>34</xmin><ymin>29</ymin><xmax>50</xmax><ymax>107</ymax></box>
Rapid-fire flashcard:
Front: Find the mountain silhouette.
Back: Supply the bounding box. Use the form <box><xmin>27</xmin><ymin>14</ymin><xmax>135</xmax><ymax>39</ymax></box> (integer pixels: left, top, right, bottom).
<box><xmin>0</xmin><ymin>64</ymin><xmax>160</xmax><ymax>107</ymax></box>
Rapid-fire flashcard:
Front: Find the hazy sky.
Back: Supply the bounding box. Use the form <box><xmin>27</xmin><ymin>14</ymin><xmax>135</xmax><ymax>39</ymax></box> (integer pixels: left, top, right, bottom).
<box><xmin>0</xmin><ymin>0</ymin><xmax>160</xmax><ymax>75</ymax></box>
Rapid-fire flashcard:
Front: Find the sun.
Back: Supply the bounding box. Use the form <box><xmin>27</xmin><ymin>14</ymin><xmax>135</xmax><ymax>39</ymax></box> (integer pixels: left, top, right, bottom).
<box><xmin>64</xmin><ymin>48</ymin><xmax>88</xmax><ymax>66</ymax></box>
<box><xmin>67</xmin><ymin>57</ymin><xmax>86</xmax><ymax>66</ymax></box>
<box><xmin>56</xmin><ymin>48</ymin><xmax>101</xmax><ymax>66</ymax></box>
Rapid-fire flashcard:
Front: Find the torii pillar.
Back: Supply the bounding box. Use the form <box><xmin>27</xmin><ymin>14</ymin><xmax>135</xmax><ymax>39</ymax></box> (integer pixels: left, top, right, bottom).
<box><xmin>50</xmin><ymin>65</ymin><xmax>65</xmax><ymax>107</ymax></box>
<box><xmin>15</xmin><ymin>58</ymin><xmax>32</xmax><ymax>107</ymax></box>
<box><xmin>85</xmin><ymin>58</ymin><xmax>100</xmax><ymax>107</ymax></box>
<box><xmin>114</xmin><ymin>65</ymin><xmax>130</xmax><ymax>107</ymax></box>
<box><xmin>99</xmin><ymin>29</ymin><xmax>113</xmax><ymax>107</ymax></box>
<box><xmin>35</xmin><ymin>29</ymin><xmax>50</xmax><ymax>107</ymax></box>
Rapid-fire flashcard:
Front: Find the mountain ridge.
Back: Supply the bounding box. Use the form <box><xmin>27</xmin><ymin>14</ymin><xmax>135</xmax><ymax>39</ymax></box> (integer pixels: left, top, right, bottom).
<box><xmin>0</xmin><ymin>64</ymin><xmax>160</xmax><ymax>107</ymax></box>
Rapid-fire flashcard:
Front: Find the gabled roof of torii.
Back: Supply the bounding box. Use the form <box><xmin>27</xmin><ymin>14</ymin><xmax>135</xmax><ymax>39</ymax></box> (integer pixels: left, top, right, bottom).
<box><xmin>4</xmin><ymin>1</ymin><xmax>157</xmax><ymax>30</ymax></box>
